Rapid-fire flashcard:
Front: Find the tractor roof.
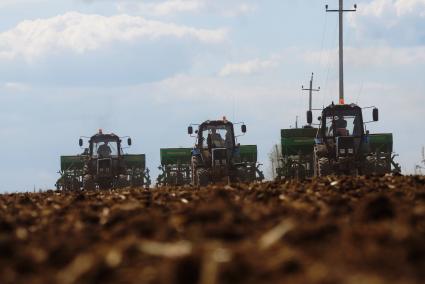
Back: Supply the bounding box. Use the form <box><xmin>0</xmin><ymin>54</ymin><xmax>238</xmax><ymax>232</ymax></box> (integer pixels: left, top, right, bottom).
<box><xmin>324</xmin><ymin>103</ymin><xmax>362</xmax><ymax>112</ymax></box>
<box><xmin>200</xmin><ymin>120</ymin><xmax>233</xmax><ymax>128</ymax></box>
<box><xmin>89</xmin><ymin>133</ymin><xmax>120</xmax><ymax>143</ymax></box>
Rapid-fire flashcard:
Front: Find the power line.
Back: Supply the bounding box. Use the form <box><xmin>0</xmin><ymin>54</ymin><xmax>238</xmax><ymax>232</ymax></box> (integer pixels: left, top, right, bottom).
<box><xmin>322</xmin><ymin>16</ymin><xmax>339</xmax><ymax>107</ymax></box>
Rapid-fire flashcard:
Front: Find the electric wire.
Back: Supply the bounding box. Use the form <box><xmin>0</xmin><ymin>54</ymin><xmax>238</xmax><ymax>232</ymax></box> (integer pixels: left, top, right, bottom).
<box><xmin>318</xmin><ymin>12</ymin><xmax>328</xmax><ymax>69</ymax></box>
<box><xmin>317</xmin><ymin>12</ymin><xmax>328</xmax><ymax>110</ymax></box>
<box><xmin>344</xmin><ymin>11</ymin><xmax>355</xmax><ymax>103</ymax></box>
<box><xmin>322</xmin><ymin>17</ymin><xmax>339</xmax><ymax>107</ymax></box>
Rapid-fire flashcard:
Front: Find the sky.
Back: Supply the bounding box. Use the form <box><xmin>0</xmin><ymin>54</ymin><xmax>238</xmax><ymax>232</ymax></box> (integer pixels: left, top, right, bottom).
<box><xmin>0</xmin><ymin>0</ymin><xmax>424</xmax><ymax>192</ymax></box>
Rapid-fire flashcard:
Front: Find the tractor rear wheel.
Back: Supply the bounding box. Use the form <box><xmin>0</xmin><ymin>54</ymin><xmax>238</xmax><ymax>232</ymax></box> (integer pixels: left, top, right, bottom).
<box><xmin>83</xmin><ymin>175</ymin><xmax>95</xmax><ymax>191</ymax></box>
<box><xmin>196</xmin><ymin>168</ymin><xmax>209</xmax><ymax>187</ymax></box>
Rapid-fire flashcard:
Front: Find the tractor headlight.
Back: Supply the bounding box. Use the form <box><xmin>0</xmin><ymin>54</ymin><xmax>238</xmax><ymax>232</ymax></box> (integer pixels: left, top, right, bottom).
<box><xmin>340</xmin><ymin>149</ymin><xmax>346</xmax><ymax>154</ymax></box>
<box><xmin>348</xmin><ymin>148</ymin><xmax>354</xmax><ymax>154</ymax></box>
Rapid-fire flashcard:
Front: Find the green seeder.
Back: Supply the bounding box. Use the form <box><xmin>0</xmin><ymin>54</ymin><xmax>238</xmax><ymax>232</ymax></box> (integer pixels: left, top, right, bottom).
<box><xmin>157</xmin><ymin>148</ymin><xmax>193</xmax><ymax>186</ymax></box>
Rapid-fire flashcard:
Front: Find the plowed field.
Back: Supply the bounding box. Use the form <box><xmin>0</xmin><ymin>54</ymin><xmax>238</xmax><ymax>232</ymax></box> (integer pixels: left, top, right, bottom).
<box><xmin>1</xmin><ymin>176</ymin><xmax>425</xmax><ymax>284</ymax></box>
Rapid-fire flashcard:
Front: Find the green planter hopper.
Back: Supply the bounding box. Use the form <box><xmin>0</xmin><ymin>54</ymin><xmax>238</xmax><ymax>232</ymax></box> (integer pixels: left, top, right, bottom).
<box><xmin>160</xmin><ymin>148</ymin><xmax>192</xmax><ymax>166</ymax></box>
<box><xmin>123</xmin><ymin>154</ymin><xmax>146</xmax><ymax>170</ymax></box>
<box><xmin>239</xmin><ymin>145</ymin><xmax>258</xmax><ymax>163</ymax></box>
<box><xmin>368</xmin><ymin>133</ymin><xmax>393</xmax><ymax>153</ymax></box>
<box><xmin>281</xmin><ymin>128</ymin><xmax>317</xmax><ymax>156</ymax></box>
<box><xmin>61</xmin><ymin>156</ymin><xmax>84</xmax><ymax>172</ymax></box>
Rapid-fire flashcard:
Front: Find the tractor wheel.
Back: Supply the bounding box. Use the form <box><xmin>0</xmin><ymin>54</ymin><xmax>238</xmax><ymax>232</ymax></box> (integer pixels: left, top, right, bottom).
<box><xmin>364</xmin><ymin>156</ymin><xmax>374</xmax><ymax>175</ymax></box>
<box><xmin>71</xmin><ymin>178</ymin><xmax>80</xmax><ymax>191</ymax></box>
<box><xmin>83</xmin><ymin>175</ymin><xmax>95</xmax><ymax>191</ymax></box>
<box><xmin>293</xmin><ymin>164</ymin><xmax>306</xmax><ymax>180</ymax></box>
<box><xmin>98</xmin><ymin>180</ymin><xmax>112</xmax><ymax>190</ymax></box>
<box><xmin>196</xmin><ymin>168</ymin><xmax>209</xmax><ymax>187</ymax></box>
<box><xmin>117</xmin><ymin>175</ymin><xmax>129</xmax><ymax>188</ymax></box>
<box><xmin>318</xmin><ymin>158</ymin><xmax>331</xmax><ymax>177</ymax></box>
<box><xmin>235</xmin><ymin>167</ymin><xmax>249</xmax><ymax>183</ymax></box>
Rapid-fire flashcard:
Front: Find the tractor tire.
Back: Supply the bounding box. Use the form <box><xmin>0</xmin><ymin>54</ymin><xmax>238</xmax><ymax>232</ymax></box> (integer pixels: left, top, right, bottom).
<box><xmin>292</xmin><ymin>164</ymin><xmax>306</xmax><ymax>180</ymax></box>
<box><xmin>70</xmin><ymin>178</ymin><xmax>80</xmax><ymax>191</ymax></box>
<box><xmin>196</xmin><ymin>168</ymin><xmax>209</xmax><ymax>187</ymax></box>
<box><xmin>235</xmin><ymin>167</ymin><xmax>249</xmax><ymax>183</ymax></box>
<box><xmin>364</xmin><ymin>156</ymin><xmax>375</xmax><ymax>175</ymax></box>
<box><xmin>117</xmin><ymin>175</ymin><xmax>129</xmax><ymax>188</ymax></box>
<box><xmin>83</xmin><ymin>175</ymin><xmax>95</xmax><ymax>191</ymax></box>
<box><xmin>318</xmin><ymin>158</ymin><xmax>331</xmax><ymax>177</ymax></box>
<box><xmin>98</xmin><ymin>180</ymin><xmax>112</xmax><ymax>190</ymax></box>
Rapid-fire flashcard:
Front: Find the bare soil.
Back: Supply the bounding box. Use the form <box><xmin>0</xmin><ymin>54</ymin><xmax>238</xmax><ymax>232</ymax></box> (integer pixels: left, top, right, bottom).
<box><xmin>1</xmin><ymin>176</ymin><xmax>425</xmax><ymax>284</ymax></box>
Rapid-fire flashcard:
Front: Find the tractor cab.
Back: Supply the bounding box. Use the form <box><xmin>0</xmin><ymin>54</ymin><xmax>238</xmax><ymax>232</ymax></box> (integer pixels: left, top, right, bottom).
<box><xmin>79</xmin><ymin>131</ymin><xmax>132</xmax><ymax>159</ymax></box>
<box><xmin>191</xmin><ymin>120</ymin><xmax>238</xmax><ymax>173</ymax></box>
<box><xmin>198</xmin><ymin>121</ymin><xmax>236</xmax><ymax>150</ymax></box>
<box><xmin>89</xmin><ymin>134</ymin><xmax>121</xmax><ymax>158</ymax></box>
<box><xmin>317</xmin><ymin>104</ymin><xmax>365</xmax><ymax>159</ymax></box>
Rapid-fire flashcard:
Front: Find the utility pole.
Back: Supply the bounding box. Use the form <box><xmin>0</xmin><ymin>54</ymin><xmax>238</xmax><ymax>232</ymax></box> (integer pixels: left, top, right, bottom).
<box><xmin>326</xmin><ymin>0</ymin><xmax>356</xmax><ymax>105</ymax></box>
<box><xmin>302</xmin><ymin>73</ymin><xmax>320</xmax><ymax>126</ymax></box>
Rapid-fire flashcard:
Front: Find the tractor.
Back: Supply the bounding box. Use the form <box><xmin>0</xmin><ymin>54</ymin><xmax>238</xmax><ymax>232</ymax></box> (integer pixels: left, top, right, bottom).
<box><xmin>187</xmin><ymin>119</ymin><xmax>263</xmax><ymax>186</ymax></box>
<box><xmin>308</xmin><ymin>103</ymin><xmax>400</xmax><ymax>176</ymax></box>
<box><xmin>56</xmin><ymin>130</ymin><xmax>150</xmax><ymax>190</ymax></box>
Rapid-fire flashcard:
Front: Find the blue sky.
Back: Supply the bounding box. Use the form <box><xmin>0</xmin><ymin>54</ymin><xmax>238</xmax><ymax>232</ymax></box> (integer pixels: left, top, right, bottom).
<box><xmin>0</xmin><ymin>0</ymin><xmax>424</xmax><ymax>191</ymax></box>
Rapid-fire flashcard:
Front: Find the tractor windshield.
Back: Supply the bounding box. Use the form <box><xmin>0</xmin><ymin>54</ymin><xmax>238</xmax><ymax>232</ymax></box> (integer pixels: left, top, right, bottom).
<box><xmin>323</xmin><ymin>109</ymin><xmax>363</xmax><ymax>138</ymax></box>
<box><xmin>91</xmin><ymin>138</ymin><xmax>119</xmax><ymax>158</ymax></box>
<box><xmin>200</xmin><ymin>125</ymin><xmax>234</xmax><ymax>149</ymax></box>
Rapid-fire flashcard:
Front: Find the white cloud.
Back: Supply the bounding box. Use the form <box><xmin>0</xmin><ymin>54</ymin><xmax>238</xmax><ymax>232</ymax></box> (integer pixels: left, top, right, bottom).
<box><xmin>352</xmin><ymin>0</ymin><xmax>425</xmax><ymax>18</ymax></box>
<box><xmin>219</xmin><ymin>56</ymin><xmax>281</xmax><ymax>77</ymax></box>
<box><xmin>304</xmin><ymin>46</ymin><xmax>425</xmax><ymax>67</ymax></box>
<box><xmin>117</xmin><ymin>0</ymin><xmax>204</xmax><ymax>16</ymax></box>
<box><xmin>0</xmin><ymin>0</ymin><xmax>46</xmax><ymax>8</ymax></box>
<box><xmin>394</xmin><ymin>0</ymin><xmax>425</xmax><ymax>16</ymax></box>
<box><xmin>116</xmin><ymin>0</ymin><xmax>256</xmax><ymax>17</ymax></box>
<box><xmin>348</xmin><ymin>0</ymin><xmax>425</xmax><ymax>44</ymax></box>
<box><xmin>0</xmin><ymin>12</ymin><xmax>227</xmax><ymax>62</ymax></box>
<box><xmin>2</xmin><ymin>82</ymin><xmax>29</xmax><ymax>92</ymax></box>
<box><xmin>221</xmin><ymin>3</ymin><xmax>256</xmax><ymax>17</ymax></box>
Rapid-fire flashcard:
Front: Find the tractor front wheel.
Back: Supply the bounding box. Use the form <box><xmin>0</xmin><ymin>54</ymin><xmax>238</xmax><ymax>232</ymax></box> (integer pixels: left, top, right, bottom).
<box><xmin>196</xmin><ymin>168</ymin><xmax>209</xmax><ymax>187</ymax></box>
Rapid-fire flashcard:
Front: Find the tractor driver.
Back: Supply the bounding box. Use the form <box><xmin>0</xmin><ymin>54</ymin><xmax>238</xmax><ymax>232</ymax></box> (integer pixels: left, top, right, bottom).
<box><xmin>332</xmin><ymin>116</ymin><xmax>348</xmax><ymax>136</ymax></box>
<box><xmin>98</xmin><ymin>142</ymin><xmax>112</xmax><ymax>158</ymax></box>
<box><xmin>209</xmin><ymin>128</ymin><xmax>225</xmax><ymax>148</ymax></box>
